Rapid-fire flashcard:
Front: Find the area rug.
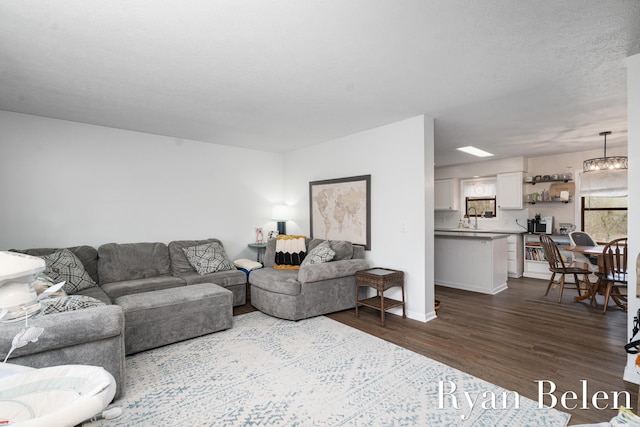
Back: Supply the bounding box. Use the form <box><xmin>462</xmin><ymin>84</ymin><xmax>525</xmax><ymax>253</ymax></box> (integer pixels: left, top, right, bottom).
<box><xmin>85</xmin><ymin>312</ymin><xmax>570</xmax><ymax>426</ymax></box>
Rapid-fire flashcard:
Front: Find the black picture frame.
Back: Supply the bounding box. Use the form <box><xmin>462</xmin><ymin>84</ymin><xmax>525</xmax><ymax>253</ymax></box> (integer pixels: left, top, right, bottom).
<box><xmin>309</xmin><ymin>174</ymin><xmax>371</xmax><ymax>250</ymax></box>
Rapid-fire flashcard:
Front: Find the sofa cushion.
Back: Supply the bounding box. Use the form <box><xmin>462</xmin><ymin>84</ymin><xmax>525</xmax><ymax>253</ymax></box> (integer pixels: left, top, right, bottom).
<box><xmin>39</xmin><ymin>295</ymin><xmax>105</xmax><ymax>316</ymax></box>
<box><xmin>307</xmin><ymin>239</ymin><xmax>353</xmax><ymax>261</ymax></box>
<box><xmin>178</xmin><ymin>269</ymin><xmax>247</xmax><ymax>287</ymax></box>
<box><xmin>98</xmin><ymin>242</ymin><xmax>171</xmax><ymax>284</ymax></box>
<box><xmin>100</xmin><ymin>276</ymin><xmax>186</xmax><ymax>301</ymax></box>
<box><xmin>40</xmin><ymin>249</ymin><xmax>97</xmax><ymax>294</ymax></box>
<box><xmin>263</xmin><ymin>238</ymin><xmax>277</xmax><ymax>268</ymax></box>
<box><xmin>182</xmin><ymin>242</ymin><xmax>235</xmax><ymax>275</ymax></box>
<box><xmin>274</xmin><ymin>235</ymin><xmax>307</xmax><ymax>270</ymax></box>
<box><xmin>298</xmin><ymin>258</ymin><xmax>370</xmax><ymax>284</ymax></box>
<box><xmin>301</xmin><ymin>240</ymin><xmax>335</xmax><ymax>266</ymax></box>
<box><xmin>168</xmin><ymin>238</ymin><xmax>226</xmax><ymax>275</ymax></box>
<box><xmin>75</xmin><ymin>285</ymin><xmax>112</xmax><ymax>305</ymax></box>
<box><xmin>249</xmin><ymin>268</ymin><xmax>301</xmax><ymax>296</ymax></box>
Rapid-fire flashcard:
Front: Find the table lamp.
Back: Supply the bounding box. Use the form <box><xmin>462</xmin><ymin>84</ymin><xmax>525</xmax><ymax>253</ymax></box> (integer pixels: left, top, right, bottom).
<box><xmin>271</xmin><ymin>205</ymin><xmax>292</xmax><ymax>235</ymax></box>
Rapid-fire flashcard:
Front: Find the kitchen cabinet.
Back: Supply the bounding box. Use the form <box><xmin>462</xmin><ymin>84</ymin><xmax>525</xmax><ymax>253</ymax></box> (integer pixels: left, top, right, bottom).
<box><xmin>434</xmin><ymin>178</ymin><xmax>459</xmax><ymax>211</ymax></box>
<box><xmin>507</xmin><ymin>234</ymin><xmax>524</xmax><ymax>278</ymax></box>
<box><xmin>496</xmin><ymin>172</ymin><xmax>523</xmax><ymax>209</ymax></box>
<box><xmin>435</xmin><ymin>231</ymin><xmax>508</xmax><ymax>294</ymax></box>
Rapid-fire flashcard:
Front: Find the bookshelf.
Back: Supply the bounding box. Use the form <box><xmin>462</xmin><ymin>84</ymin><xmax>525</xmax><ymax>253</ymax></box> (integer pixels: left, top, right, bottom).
<box><xmin>523</xmin><ymin>234</ymin><xmax>574</xmax><ymax>281</ymax></box>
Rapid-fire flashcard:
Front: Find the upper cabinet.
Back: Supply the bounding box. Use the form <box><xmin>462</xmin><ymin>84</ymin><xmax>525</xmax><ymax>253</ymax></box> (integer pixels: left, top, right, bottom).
<box><xmin>496</xmin><ymin>172</ymin><xmax>523</xmax><ymax>210</ymax></box>
<box><xmin>434</xmin><ymin>178</ymin><xmax>459</xmax><ymax>211</ymax></box>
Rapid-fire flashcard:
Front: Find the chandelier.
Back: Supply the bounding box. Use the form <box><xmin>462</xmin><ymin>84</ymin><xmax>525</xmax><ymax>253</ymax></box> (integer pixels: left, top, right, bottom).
<box><xmin>583</xmin><ymin>131</ymin><xmax>627</xmax><ymax>172</ymax></box>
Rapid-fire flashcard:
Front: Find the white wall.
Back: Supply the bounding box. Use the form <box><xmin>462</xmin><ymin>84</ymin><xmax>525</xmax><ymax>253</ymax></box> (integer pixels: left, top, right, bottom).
<box><xmin>0</xmin><ymin>110</ymin><xmax>435</xmax><ymax>322</ymax></box>
<box><xmin>0</xmin><ymin>111</ymin><xmax>283</xmax><ymax>259</ymax></box>
<box><xmin>624</xmin><ymin>53</ymin><xmax>640</xmax><ymax>384</ymax></box>
<box><xmin>283</xmin><ymin>115</ymin><xmax>435</xmax><ymax>322</ymax></box>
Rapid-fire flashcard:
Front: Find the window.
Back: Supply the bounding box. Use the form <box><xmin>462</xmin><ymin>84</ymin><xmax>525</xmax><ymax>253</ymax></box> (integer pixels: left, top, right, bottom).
<box><xmin>461</xmin><ymin>178</ymin><xmax>497</xmax><ymax>218</ymax></box>
<box><xmin>581</xmin><ymin>196</ymin><xmax>627</xmax><ymax>243</ymax></box>
<box><xmin>465</xmin><ymin>197</ymin><xmax>496</xmax><ymax>218</ymax></box>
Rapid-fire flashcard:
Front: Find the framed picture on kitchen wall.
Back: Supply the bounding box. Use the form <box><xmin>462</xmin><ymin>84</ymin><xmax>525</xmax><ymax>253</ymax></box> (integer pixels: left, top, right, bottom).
<box><xmin>309</xmin><ymin>175</ymin><xmax>371</xmax><ymax>250</ymax></box>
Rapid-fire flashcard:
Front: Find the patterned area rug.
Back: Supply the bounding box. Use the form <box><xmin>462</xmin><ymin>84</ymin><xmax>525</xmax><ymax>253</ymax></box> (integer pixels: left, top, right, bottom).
<box><xmin>86</xmin><ymin>312</ymin><xmax>570</xmax><ymax>426</ymax></box>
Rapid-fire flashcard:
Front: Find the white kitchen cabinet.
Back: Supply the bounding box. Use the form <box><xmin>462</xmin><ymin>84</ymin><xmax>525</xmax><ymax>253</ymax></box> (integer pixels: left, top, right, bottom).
<box><xmin>496</xmin><ymin>172</ymin><xmax>523</xmax><ymax>209</ymax></box>
<box><xmin>435</xmin><ymin>232</ymin><xmax>508</xmax><ymax>294</ymax></box>
<box><xmin>507</xmin><ymin>234</ymin><xmax>524</xmax><ymax>278</ymax></box>
<box><xmin>434</xmin><ymin>178</ymin><xmax>459</xmax><ymax>211</ymax></box>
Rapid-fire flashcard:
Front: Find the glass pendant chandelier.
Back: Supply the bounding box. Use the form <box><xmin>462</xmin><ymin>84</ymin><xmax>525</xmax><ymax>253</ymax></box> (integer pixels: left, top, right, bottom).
<box><xmin>583</xmin><ymin>131</ymin><xmax>628</xmax><ymax>172</ymax></box>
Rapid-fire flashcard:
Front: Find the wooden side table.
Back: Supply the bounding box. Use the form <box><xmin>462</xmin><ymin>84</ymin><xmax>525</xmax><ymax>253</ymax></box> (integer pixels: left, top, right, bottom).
<box><xmin>355</xmin><ymin>267</ymin><xmax>406</xmax><ymax>326</ymax></box>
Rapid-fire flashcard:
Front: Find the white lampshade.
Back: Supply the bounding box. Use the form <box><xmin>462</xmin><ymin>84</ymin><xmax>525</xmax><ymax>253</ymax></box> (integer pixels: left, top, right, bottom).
<box><xmin>271</xmin><ymin>205</ymin><xmax>293</xmax><ymax>221</ymax></box>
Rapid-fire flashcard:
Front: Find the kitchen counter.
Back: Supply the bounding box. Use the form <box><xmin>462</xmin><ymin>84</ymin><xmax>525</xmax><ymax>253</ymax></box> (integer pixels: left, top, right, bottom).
<box><xmin>435</xmin><ymin>228</ymin><xmax>526</xmax><ymax>234</ymax></box>
<box><xmin>434</xmin><ymin>232</ymin><xmax>509</xmax><ymax>295</ymax></box>
<box><xmin>435</xmin><ymin>231</ymin><xmax>510</xmax><ymax>239</ymax></box>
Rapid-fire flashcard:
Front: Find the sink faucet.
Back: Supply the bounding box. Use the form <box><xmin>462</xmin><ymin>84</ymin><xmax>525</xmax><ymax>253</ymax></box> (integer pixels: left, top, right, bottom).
<box><xmin>467</xmin><ymin>207</ymin><xmax>478</xmax><ymax>229</ymax></box>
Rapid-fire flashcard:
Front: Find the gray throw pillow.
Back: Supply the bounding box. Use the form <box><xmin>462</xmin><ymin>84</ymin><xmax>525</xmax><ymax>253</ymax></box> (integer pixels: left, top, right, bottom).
<box><xmin>308</xmin><ymin>239</ymin><xmax>353</xmax><ymax>260</ymax></box>
<box><xmin>183</xmin><ymin>242</ymin><xmax>235</xmax><ymax>275</ymax></box>
<box><xmin>301</xmin><ymin>240</ymin><xmax>335</xmax><ymax>266</ymax></box>
<box><xmin>40</xmin><ymin>249</ymin><xmax>97</xmax><ymax>294</ymax></box>
<box><xmin>327</xmin><ymin>240</ymin><xmax>353</xmax><ymax>261</ymax></box>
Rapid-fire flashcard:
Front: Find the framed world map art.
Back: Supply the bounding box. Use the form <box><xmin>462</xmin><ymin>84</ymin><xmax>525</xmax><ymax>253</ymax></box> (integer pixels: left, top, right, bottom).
<box><xmin>309</xmin><ymin>175</ymin><xmax>371</xmax><ymax>250</ymax></box>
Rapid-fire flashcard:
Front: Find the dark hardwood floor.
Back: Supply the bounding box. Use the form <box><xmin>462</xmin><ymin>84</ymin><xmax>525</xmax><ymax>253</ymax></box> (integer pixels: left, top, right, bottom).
<box><xmin>234</xmin><ymin>277</ymin><xmax>635</xmax><ymax>426</ymax></box>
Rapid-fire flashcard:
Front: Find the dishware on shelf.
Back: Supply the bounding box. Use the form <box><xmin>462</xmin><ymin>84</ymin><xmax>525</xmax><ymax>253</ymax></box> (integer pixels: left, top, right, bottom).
<box><xmin>558</xmin><ymin>223</ymin><xmax>575</xmax><ymax>235</ymax></box>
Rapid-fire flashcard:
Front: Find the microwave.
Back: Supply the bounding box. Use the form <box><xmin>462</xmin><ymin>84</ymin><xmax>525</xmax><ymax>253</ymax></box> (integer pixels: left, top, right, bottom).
<box><xmin>528</xmin><ymin>216</ymin><xmax>553</xmax><ymax>234</ymax></box>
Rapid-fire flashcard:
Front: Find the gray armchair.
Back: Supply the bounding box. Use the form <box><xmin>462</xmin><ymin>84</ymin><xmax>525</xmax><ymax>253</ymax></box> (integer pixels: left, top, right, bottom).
<box><xmin>249</xmin><ymin>238</ymin><xmax>369</xmax><ymax>320</ymax></box>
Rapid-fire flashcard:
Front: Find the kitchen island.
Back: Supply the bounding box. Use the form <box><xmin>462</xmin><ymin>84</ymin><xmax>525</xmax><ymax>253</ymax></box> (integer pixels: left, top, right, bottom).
<box><xmin>434</xmin><ymin>231</ymin><xmax>509</xmax><ymax>294</ymax></box>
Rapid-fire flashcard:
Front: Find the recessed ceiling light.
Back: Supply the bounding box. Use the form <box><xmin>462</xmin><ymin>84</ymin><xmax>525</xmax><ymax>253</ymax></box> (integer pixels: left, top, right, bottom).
<box><xmin>456</xmin><ymin>146</ymin><xmax>494</xmax><ymax>157</ymax></box>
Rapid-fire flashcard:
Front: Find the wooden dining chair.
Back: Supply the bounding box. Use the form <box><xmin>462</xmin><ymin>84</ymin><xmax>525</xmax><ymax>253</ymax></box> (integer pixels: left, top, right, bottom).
<box><xmin>597</xmin><ymin>237</ymin><xmax>628</xmax><ymax>313</ymax></box>
<box><xmin>539</xmin><ymin>234</ymin><xmax>592</xmax><ymax>303</ymax></box>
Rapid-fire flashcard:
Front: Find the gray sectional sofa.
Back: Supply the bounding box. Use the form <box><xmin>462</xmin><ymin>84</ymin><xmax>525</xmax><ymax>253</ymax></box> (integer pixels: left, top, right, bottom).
<box><xmin>1</xmin><ymin>237</ymin><xmax>368</xmax><ymax>400</ymax></box>
<box><xmin>249</xmin><ymin>238</ymin><xmax>369</xmax><ymax>320</ymax></box>
<box><xmin>1</xmin><ymin>238</ymin><xmax>245</xmax><ymax>398</ymax></box>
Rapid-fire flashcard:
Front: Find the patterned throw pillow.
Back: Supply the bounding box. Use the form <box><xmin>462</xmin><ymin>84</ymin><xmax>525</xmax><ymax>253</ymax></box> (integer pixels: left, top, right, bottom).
<box><xmin>301</xmin><ymin>240</ymin><xmax>335</xmax><ymax>267</ymax></box>
<box><xmin>274</xmin><ymin>235</ymin><xmax>307</xmax><ymax>270</ymax></box>
<box><xmin>39</xmin><ymin>295</ymin><xmax>105</xmax><ymax>316</ymax></box>
<box><xmin>40</xmin><ymin>249</ymin><xmax>97</xmax><ymax>294</ymax></box>
<box><xmin>183</xmin><ymin>242</ymin><xmax>235</xmax><ymax>275</ymax></box>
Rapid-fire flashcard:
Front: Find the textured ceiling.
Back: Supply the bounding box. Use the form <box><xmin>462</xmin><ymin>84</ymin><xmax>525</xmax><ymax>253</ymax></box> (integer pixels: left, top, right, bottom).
<box><xmin>1</xmin><ymin>1</ymin><xmax>639</xmax><ymax>166</ymax></box>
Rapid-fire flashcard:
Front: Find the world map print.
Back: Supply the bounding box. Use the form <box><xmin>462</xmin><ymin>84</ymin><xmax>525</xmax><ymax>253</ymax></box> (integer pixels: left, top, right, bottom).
<box><xmin>310</xmin><ymin>177</ymin><xmax>369</xmax><ymax>247</ymax></box>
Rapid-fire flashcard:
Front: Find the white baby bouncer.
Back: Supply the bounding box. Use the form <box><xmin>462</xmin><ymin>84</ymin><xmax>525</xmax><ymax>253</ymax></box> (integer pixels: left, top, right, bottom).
<box><xmin>0</xmin><ymin>251</ymin><xmax>121</xmax><ymax>426</ymax></box>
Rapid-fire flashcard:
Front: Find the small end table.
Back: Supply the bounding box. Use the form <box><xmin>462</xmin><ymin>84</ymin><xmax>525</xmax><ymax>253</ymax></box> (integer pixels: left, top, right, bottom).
<box><xmin>247</xmin><ymin>243</ymin><xmax>267</xmax><ymax>263</ymax></box>
<box><xmin>355</xmin><ymin>267</ymin><xmax>406</xmax><ymax>326</ymax></box>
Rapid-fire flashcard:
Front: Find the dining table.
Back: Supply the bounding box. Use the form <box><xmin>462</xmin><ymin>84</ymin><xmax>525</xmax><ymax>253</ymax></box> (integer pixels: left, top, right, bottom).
<box><xmin>561</xmin><ymin>244</ymin><xmax>627</xmax><ymax>310</ymax></box>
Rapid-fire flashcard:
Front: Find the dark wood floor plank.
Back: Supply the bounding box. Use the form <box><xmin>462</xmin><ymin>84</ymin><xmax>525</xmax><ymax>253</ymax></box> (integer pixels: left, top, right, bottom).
<box><xmin>234</xmin><ymin>276</ymin><xmax>635</xmax><ymax>425</ymax></box>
